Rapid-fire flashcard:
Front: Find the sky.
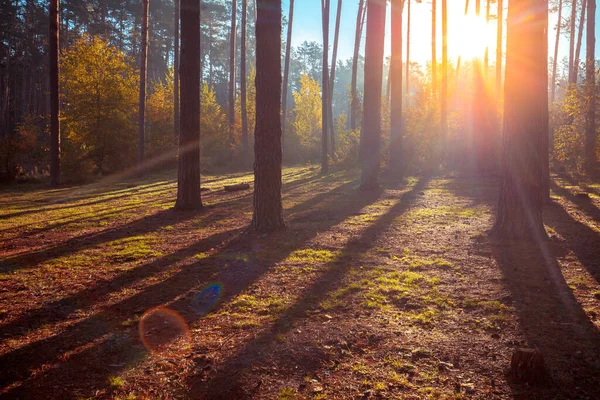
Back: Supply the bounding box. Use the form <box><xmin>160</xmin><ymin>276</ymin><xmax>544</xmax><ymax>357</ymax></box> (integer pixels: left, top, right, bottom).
<box><xmin>287</xmin><ymin>0</ymin><xmax>600</xmax><ymax>68</ymax></box>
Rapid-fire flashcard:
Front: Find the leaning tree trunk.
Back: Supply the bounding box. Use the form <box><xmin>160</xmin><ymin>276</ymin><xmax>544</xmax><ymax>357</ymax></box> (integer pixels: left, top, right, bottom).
<box><xmin>432</xmin><ymin>0</ymin><xmax>437</xmax><ymax>100</ymax></box>
<box><xmin>50</xmin><ymin>0</ymin><xmax>60</xmax><ymax>187</ymax></box>
<box><xmin>251</xmin><ymin>0</ymin><xmax>285</xmax><ymax>232</ymax></box>
<box><xmin>350</xmin><ymin>0</ymin><xmax>366</xmax><ymax>132</ymax></box>
<box><xmin>229</xmin><ymin>0</ymin><xmax>237</xmax><ymax>158</ymax></box>
<box><xmin>281</xmin><ymin>0</ymin><xmax>294</xmax><ymax>154</ymax></box>
<box><xmin>175</xmin><ymin>0</ymin><xmax>203</xmax><ymax>210</ymax></box>
<box><xmin>568</xmin><ymin>0</ymin><xmax>577</xmax><ymax>84</ymax></box>
<box><xmin>551</xmin><ymin>0</ymin><xmax>563</xmax><ymax>103</ymax></box>
<box><xmin>390</xmin><ymin>0</ymin><xmax>404</xmax><ymax>173</ymax></box>
<box><xmin>329</xmin><ymin>0</ymin><xmax>342</xmax><ymax>159</ymax></box>
<box><xmin>321</xmin><ymin>0</ymin><xmax>330</xmax><ymax>174</ymax></box>
<box><xmin>573</xmin><ymin>0</ymin><xmax>587</xmax><ymax>84</ymax></box>
<box><xmin>138</xmin><ymin>0</ymin><xmax>149</xmax><ymax>174</ymax></box>
<box><xmin>241</xmin><ymin>0</ymin><xmax>249</xmax><ymax>166</ymax></box>
<box><xmin>174</xmin><ymin>0</ymin><xmax>180</xmax><ymax>139</ymax></box>
<box><xmin>360</xmin><ymin>0</ymin><xmax>386</xmax><ymax>190</ymax></box>
<box><xmin>491</xmin><ymin>0</ymin><xmax>548</xmax><ymax>240</ymax></box>
<box><xmin>585</xmin><ymin>0</ymin><xmax>596</xmax><ymax>174</ymax></box>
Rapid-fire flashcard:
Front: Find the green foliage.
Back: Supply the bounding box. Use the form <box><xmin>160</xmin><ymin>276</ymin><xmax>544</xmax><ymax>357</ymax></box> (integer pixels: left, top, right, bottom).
<box><xmin>61</xmin><ymin>36</ymin><xmax>138</xmax><ymax>179</ymax></box>
<box><xmin>200</xmin><ymin>83</ymin><xmax>229</xmax><ymax>166</ymax></box>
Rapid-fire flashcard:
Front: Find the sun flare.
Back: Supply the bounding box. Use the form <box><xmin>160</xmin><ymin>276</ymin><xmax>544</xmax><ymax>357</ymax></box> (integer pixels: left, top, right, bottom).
<box><xmin>451</xmin><ymin>13</ymin><xmax>496</xmax><ymax>60</ymax></box>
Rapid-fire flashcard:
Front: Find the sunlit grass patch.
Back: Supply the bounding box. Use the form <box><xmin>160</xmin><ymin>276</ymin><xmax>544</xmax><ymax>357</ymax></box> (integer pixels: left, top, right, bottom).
<box><xmin>407</xmin><ymin>205</ymin><xmax>488</xmax><ymax>221</ymax></box>
<box><xmin>108</xmin><ymin>376</ymin><xmax>125</xmax><ymax>388</ymax></box>
<box><xmin>390</xmin><ymin>249</ymin><xmax>454</xmax><ymax>271</ymax></box>
<box><xmin>108</xmin><ymin>235</ymin><xmax>163</xmax><ymax>263</ymax></box>
<box><xmin>287</xmin><ymin>248</ymin><xmax>340</xmax><ymax>264</ymax></box>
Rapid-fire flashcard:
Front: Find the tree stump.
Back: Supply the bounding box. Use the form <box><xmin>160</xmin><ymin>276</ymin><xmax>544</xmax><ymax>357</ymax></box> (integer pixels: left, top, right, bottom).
<box><xmin>510</xmin><ymin>348</ymin><xmax>548</xmax><ymax>384</ymax></box>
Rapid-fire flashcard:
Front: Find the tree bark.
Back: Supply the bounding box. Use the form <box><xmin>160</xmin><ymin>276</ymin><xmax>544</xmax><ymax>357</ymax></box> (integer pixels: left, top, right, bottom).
<box><xmin>496</xmin><ymin>0</ymin><xmax>503</xmax><ymax>97</ymax></box>
<box><xmin>441</xmin><ymin>0</ymin><xmax>448</xmax><ymax>143</ymax></box>
<box><xmin>390</xmin><ymin>0</ymin><xmax>404</xmax><ymax>173</ymax></box>
<box><xmin>321</xmin><ymin>0</ymin><xmax>330</xmax><ymax>174</ymax></box>
<box><xmin>484</xmin><ymin>0</ymin><xmax>490</xmax><ymax>77</ymax></box>
<box><xmin>432</xmin><ymin>0</ymin><xmax>437</xmax><ymax>100</ymax></box>
<box><xmin>281</xmin><ymin>0</ymin><xmax>294</xmax><ymax>154</ymax></box>
<box><xmin>50</xmin><ymin>0</ymin><xmax>60</xmax><ymax>187</ymax></box>
<box><xmin>241</xmin><ymin>0</ymin><xmax>249</xmax><ymax>165</ymax></box>
<box><xmin>251</xmin><ymin>0</ymin><xmax>285</xmax><ymax>232</ymax></box>
<box><xmin>574</xmin><ymin>0</ymin><xmax>587</xmax><ymax>83</ymax></box>
<box><xmin>585</xmin><ymin>0</ymin><xmax>596</xmax><ymax>174</ymax></box>
<box><xmin>174</xmin><ymin>0</ymin><xmax>180</xmax><ymax>139</ymax></box>
<box><xmin>329</xmin><ymin>0</ymin><xmax>342</xmax><ymax>159</ymax></box>
<box><xmin>360</xmin><ymin>0</ymin><xmax>386</xmax><ymax>190</ymax></box>
<box><xmin>568</xmin><ymin>0</ymin><xmax>577</xmax><ymax>84</ymax></box>
<box><xmin>406</xmin><ymin>0</ymin><xmax>411</xmax><ymax>101</ymax></box>
<box><xmin>138</xmin><ymin>0</ymin><xmax>149</xmax><ymax>174</ymax></box>
<box><xmin>229</xmin><ymin>0</ymin><xmax>237</xmax><ymax>156</ymax></box>
<box><xmin>491</xmin><ymin>0</ymin><xmax>548</xmax><ymax>240</ymax></box>
<box><xmin>175</xmin><ymin>0</ymin><xmax>203</xmax><ymax>210</ymax></box>
<box><xmin>551</xmin><ymin>0</ymin><xmax>563</xmax><ymax>103</ymax></box>
<box><xmin>350</xmin><ymin>0</ymin><xmax>366</xmax><ymax>132</ymax></box>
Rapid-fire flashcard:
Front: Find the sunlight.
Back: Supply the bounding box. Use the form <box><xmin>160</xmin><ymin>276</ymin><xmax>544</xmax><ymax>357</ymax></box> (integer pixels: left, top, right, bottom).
<box><xmin>451</xmin><ymin>13</ymin><xmax>495</xmax><ymax>60</ymax></box>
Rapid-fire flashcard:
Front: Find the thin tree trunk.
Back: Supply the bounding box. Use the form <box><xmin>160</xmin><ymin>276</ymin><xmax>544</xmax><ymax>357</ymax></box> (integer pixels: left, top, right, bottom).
<box><xmin>281</xmin><ymin>0</ymin><xmax>294</xmax><ymax>154</ymax></box>
<box><xmin>491</xmin><ymin>0</ymin><xmax>548</xmax><ymax>240</ymax></box>
<box><xmin>321</xmin><ymin>0</ymin><xmax>330</xmax><ymax>174</ymax></box>
<box><xmin>138</xmin><ymin>0</ymin><xmax>149</xmax><ymax>174</ymax></box>
<box><xmin>484</xmin><ymin>0</ymin><xmax>490</xmax><ymax>77</ymax></box>
<box><xmin>329</xmin><ymin>0</ymin><xmax>342</xmax><ymax>159</ymax></box>
<box><xmin>574</xmin><ymin>0</ymin><xmax>587</xmax><ymax>83</ymax></box>
<box><xmin>441</xmin><ymin>0</ymin><xmax>448</xmax><ymax>143</ymax></box>
<box><xmin>432</xmin><ymin>0</ymin><xmax>437</xmax><ymax>100</ymax></box>
<box><xmin>350</xmin><ymin>0</ymin><xmax>366</xmax><ymax>131</ymax></box>
<box><xmin>551</xmin><ymin>0</ymin><xmax>563</xmax><ymax>102</ymax></box>
<box><xmin>50</xmin><ymin>0</ymin><xmax>60</xmax><ymax>186</ymax></box>
<box><xmin>174</xmin><ymin>0</ymin><xmax>180</xmax><ymax>138</ymax></box>
<box><xmin>569</xmin><ymin>0</ymin><xmax>577</xmax><ymax>84</ymax></box>
<box><xmin>241</xmin><ymin>0</ymin><xmax>249</xmax><ymax>165</ymax></box>
<box><xmin>585</xmin><ymin>0</ymin><xmax>596</xmax><ymax>174</ymax></box>
<box><xmin>229</xmin><ymin>0</ymin><xmax>237</xmax><ymax>156</ymax></box>
<box><xmin>496</xmin><ymin>0</ymin><xmax>503</xmax><ymax>96</ymax></box>
<box><xmin>406</xmin><ymin>0</ymin><xmax>411</xmax><ymax>100</ymax></box>
<box><xmin>175</xmin><ymin>0</ymin><xmax>203</xmax><ymax>210</ymax></box>
<box><xmin>390</xmin><ymin>0</ymin><xmax>404</xmax><ymax>173</ymax></box>
<box><xmin>251</xmin><ymin>0</ymin><xmax>285</xmax><ymax>232</ymax></box>
<box><xmin>360</xmin><ymin>0</ymin><xmax>386</xmax><ymax>190</ymax></box>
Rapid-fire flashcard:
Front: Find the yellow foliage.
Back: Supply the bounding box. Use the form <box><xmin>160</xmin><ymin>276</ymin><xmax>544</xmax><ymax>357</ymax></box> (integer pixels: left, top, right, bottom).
<box><xmin>292</xmin><ymin>73</ymin><xmax>322</xmax><ymax>156</ymax></box>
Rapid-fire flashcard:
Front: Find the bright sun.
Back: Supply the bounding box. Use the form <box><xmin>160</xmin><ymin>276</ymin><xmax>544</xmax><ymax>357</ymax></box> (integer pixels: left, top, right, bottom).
<box><xmin>451</xmin><ymin>14</ymin><xmax>496</xmax><ymax>60</ymax></box>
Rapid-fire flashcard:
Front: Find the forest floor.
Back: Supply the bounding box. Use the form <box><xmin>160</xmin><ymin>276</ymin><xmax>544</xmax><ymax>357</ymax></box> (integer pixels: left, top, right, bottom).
<box><xmin>1</xmin><ymin>165</ymin><xmax>599</xmax><ymax>400</ymax></box>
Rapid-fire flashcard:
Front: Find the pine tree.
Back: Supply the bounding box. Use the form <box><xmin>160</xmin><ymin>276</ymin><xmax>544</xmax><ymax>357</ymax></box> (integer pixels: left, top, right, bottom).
<box><xmin>49</xmin><ymin>0</ymin><xmax>61</xmax><ymax>186</ymax></box>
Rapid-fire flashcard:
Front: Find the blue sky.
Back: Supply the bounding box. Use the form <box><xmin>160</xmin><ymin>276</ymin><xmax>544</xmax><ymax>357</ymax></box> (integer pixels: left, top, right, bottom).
<box><xmin>287</xmin><ymin>0</ymin><xmax>600</xmax><ymax>68</ymax></box>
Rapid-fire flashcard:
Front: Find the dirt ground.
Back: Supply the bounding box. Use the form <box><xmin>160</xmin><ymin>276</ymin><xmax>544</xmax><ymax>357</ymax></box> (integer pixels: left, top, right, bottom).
<box><xmin>1</xmin><ymin>166</ymin><xmax>599</xmax><ymax>399</ymax></box>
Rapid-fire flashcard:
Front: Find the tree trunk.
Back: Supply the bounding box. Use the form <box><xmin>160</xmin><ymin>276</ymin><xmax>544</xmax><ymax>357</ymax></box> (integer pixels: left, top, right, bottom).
<box><xmin>574</xmin><ymin>0</ymin><xmax>587</xmax><ymax>84</ymax></box>
<box><xmin>329</xmin><ymin>0</ymin><xmax>342</xmax><ymax>159</ymax></box>
<box><xmin>568</xmin><ymin>0</ymin><xmax>577</xmax><ymax>84</ymax></box>
<box><xmin>321</xmin><ymin>0</ymin><xmax>330</xmax><ymax>174</ymax></box>
<box><xmin>175</xmin><ymin>0</ymin><xmax>203</xmax><ymax>210</ymax></box>
<box><xmin>406</xmin><ymin>0</ymin><xmax>411</xmax><ymax>100</ymax></box>
<box><xmin>491</xmin><ymin>0</ymin><xmax>548</xmax><ymax>240</ymax></box>
<box><xmin>241</xmin><ymin>0</ymin><xmax>249</xmax><ymax>166</ymax></box>
<box><xmin>441</xmin><ymin>0</ymin><xmax>448</xmax><ymax>143</ymax></box>
<box><xmin>251</xmin><ymin>0</ymin><xmax>285</xmax><ymax>232</ymax></box>
<box><xmin>484</xmin><ymin>0</ymin><xmax>490</xmax><ymax>77</ymax></box>
<box><xmin>281</xmin><ymin>0</ymin><xmax>294</xmax><ymax>154</ymax></box>
<box><xmin>496</xmin><ymin>0</ymin><xmax>503</xmax><ymax>96</ymax></box>
<box><xmin>585</xmin><ymin>0</ymin><xmax>596</xmax><ymax>174</ymax></box>
<box><xmin>350</xmin><ymin>0</ymin><xmax>366</xmax><ymax>132</ymax></box>
<box><xmin>138</xmin><ymin>0</ymin><xmax>149</xmax><ymax>174</ymax></box>
<box><xmin>50</xmin><ymin>0</ymin><xmax>60</xmax><ymax>187</ymax></box>
<box><xmin>360</xmin><ymin>0</ymin><xmax>386</xmax><ymax>190</ymax></box>
<box><xmin>432</xmin><ymin>0</ymin><xmax>437</xmax><ymax>100</ymax></box>
<box><xmin>229</xmin><ymin>0</ymin><xmax>237</xmax><ymax>157</ymax></box>
<box><xmin>390</xmin><ymin>0</ymin><xmax>404</xmax><ymax>173</ymax></box>
<box><xmin>174</xmin><ymin>0</ymin><xmax>180</xmax><ymax>139</ymax></box>
<box><xmin>551</xmin><ymin>0</ymin><xmax>563</xmax><ymax>103</ymax></box>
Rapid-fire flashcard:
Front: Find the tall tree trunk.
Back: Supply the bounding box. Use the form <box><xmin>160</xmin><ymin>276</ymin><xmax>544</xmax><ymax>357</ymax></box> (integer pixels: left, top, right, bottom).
<box><xmin>360</xmin><ymin>0</ymin><xmax>386</xmax><ymax>190</ymax></box>
<box><xmin>568</xmin><ymin>0</ymin><xmax>577</xmax><ymax>84</ymax></box>
<box><xmin>496</xmin><ymin>0</ymin><xmax>503</xmax><ymax>96</ymax></box>
<box><xmin>50</xmin><ymin>0</ymin><xmax>60</xmax><ymax>187</ymax></box>
<box><xmin>551</xmin><ymin>0</ymin><xmax>563</xmax><ymax>103</ymax></box>
<box><xmin>281</xmin><ymin>0</ymin><xmax>294</xmax><ymax>154</ymax></box>
<box><xmin>484</xmin><ymin>0</ymin><xmax>490</xmax><ymax>77</ymax></box>
<box><xmin>174</xmin><ymin>0</ymin><xmax>180</xmax><ymax>138</ymax></box>
<box><xmin>350</xmin><ymin>0</ymin><xmax>366</xmax><ymax>131</ymax></box>
<box><xmin>138</xmin><ymin>0</ymin><xmax>149</xmax><ymax>174</ymax></box>
<box><xmin>390</xmin><ymin>0</ymin><xmax>405</xmax><ymax>173</ymax></box>
<box><xmin>406</xmin><ymin>0</ymin><xmax>411</xmax><ymax>100</ymax></box>
<box><xmin>585</xmin><ymin>0</ymin><xmax>596</xmax><ymax>174</ymax></box>
<box><xmin>432</xmin><ymin>0</ymin><xmax>437</xmax><ymax>100</ymax></box>
<box><xmin>574</xmin><ymin>0</ymin><xmax>587</xmax><ymax>83</ymax></box>
<box><xmin>241</xmin><ymin>0</ymin><xmax>249</xmax><ymax>165</ymax></box>
<box><xmin>229</xmin><ymin>0</ymin><xmax>237</xmax><ymax>156</ymax></box>
<box><xmin>441</xmin><ymin>0</ymin><xmax>448</xmax><ymax>143</ymax></box>
<box><xmin>491</xmin><ymin>0</ymin><xmax>548</xmax><ymax>240</ymax></box>
<box><xmin>251</xmin><ymin>0</ymin><xmax>285</xmax><ymax>232</ymax></box>
<box><xmin>175</xmin><ymin>0</ymin><xmax>203</xmax><ymax>210</ymax></box>
<box><xmin>321</xmin><ymin>0</ymin><xmax>330</xmax><ymax>174</ymax></box>
<box><xmin>329</xmin><ymin>0</ymin><xmax>342</xmax><ymax>159</ymax></box>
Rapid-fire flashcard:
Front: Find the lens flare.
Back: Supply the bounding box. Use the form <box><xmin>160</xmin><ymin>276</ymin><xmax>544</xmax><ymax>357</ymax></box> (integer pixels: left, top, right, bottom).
<box><xmin>139</xmin><ymin>307</ymin><xmax>190</xmax><ymax>354</ymax></box>
<box><xmin>192</xmin><ymin>282</ymin><xmax>223</xmax><ymax>316</ymax></box>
